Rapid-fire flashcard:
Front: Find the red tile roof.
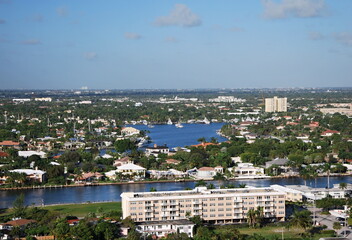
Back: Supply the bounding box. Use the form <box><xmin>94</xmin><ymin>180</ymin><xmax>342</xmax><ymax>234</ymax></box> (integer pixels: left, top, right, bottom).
<box><xmin>0</xmin><ymin>141</ymin><xmax>20</xmax><ymax>146</ymax></box>
<box><xmin>5</xmin><ymin>219</ymin><xmax>36</xmax><ymax>227</ymax></box>
<box><xmin>0</xmin><ymin>151</ymin><xmax>9</xmax><ymax>157</ymax></box>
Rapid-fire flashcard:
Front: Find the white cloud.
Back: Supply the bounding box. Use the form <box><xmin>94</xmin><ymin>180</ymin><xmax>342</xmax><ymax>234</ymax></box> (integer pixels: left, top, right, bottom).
<box><xmin>261</xmin><ymin>0</ymin><xmax>326</xmax><ymax>19</ymax></box>
<box><xmin>84</xmin><ymin>52</ymin><xmax>98</xmax><ymax>60</ymax></box>
<box><xmin>334</xmin><ymin>32</ymin><xmax>352</xmax><ymax>47</ymax></box>
<box><xmin>57</xmin><ymin>6</ymin><xmax>68</xmax><ymax>17</ymax></box>
<box><xmin>155</xmin><ymin>4</ymin><xmax>201</xmax><ymax>27</ymax></box>
<box><xmin>124</xmin><ymin>32</ymin><xmax>142</xmax><ymax>40</ymax></box>
<box><xmin>21</xmin><ymin>39</ymin><xmax>42</xmax><ymax>45</ymax></box>
<box><xmin>309</xmin><ymin>31</ymin><xmax>324</xmax><ymax>40</ymax></box>
<box><xmin>0</xmin><ymin>19</ymin><xmax>6</xmax><ymax>24</ymax></box>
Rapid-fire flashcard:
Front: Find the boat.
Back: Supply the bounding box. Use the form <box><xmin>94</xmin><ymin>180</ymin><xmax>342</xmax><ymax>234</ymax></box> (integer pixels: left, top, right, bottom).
<box><xmin>175</xmin><ymin>122</ymin><xmax>184</xmax><ymax>128</ymax></box>
<box><xmin>203</xmin><ymin>117</ymin><xmax>211</xmax><ymax>124</ymax></box>
<box><xmin>148</xmin><ymin>125</ymin><xmax>154</xmax><ymax>128</ymax></box>
<box><xmin>167</xmin><ymin>118</ymin><xmax>173</xmax><ymax>125</ymax></box>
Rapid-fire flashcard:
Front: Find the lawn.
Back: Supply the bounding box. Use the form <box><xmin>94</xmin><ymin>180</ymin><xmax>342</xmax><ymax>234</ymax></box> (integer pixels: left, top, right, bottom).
<box><xmin>42</xmin><ymin>201</ymin><xmax>122</xmax><ymax>217</ymax></box>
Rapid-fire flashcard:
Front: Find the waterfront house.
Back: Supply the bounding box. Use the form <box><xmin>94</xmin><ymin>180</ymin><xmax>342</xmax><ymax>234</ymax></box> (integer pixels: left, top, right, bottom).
<box><xmin>196</xmin><ymin>166</ymin><xmax>223</xmax><ymax>179</ymax></box>
<box><xmin>9</xmin><ymin>169</ymin><xmax>46</xmax><ymax>183</ymax></box>
<box><xmin>105</xmin><ymin>163</ymin><xmax>146</xmax><ymax>180</ymax></box>
<box><xmin>232</xmin><ymin>163</ymin><xmax>265</xmax><ymax>178</ymax></box>
<box><xmin>121</xmin><ymin>127</ymin><xmax>140</xmax><ymax>136</ymax></box>
<box><xmin>145</xmin><ymin>144</ymin><xmax>169</xmax><ymax>157</ymax></box>
<box><xmin>113</xmin><ymin>157</ymin><xmax>133</xmax><ymax>167</ymax></box>
<box><xmin>265</xmin><ymin>158</ymin><xmax>289</xmax><ymax>169</ymax></box>
<box><xmin>77</xmin><ymin>172</ymin><xmax>104</xmax><ymax>182</ymax></box>
<box><xmin>148</xmin><ymin>169</ymin><xmax>187</xmax><ymax>179</ymax></box>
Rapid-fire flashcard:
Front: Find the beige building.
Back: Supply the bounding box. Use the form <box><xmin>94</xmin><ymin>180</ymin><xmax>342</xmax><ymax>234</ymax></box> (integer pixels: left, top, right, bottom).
<box><xmin>121</xmin><ymin>187</ymin><xmax>286</xmax><ymax>224</ymax></box>
<box><xmin>265</xmin><ymin>96</ymin><xmax>287</xmax><ymax>112</ymax></box>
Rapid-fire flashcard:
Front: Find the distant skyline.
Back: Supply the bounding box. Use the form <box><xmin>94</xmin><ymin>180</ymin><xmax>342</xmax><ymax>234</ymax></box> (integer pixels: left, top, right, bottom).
<box><xmin>0</xmin><ymin>0</ymin><xmax>351</xmax><ymax>89</ymax></box>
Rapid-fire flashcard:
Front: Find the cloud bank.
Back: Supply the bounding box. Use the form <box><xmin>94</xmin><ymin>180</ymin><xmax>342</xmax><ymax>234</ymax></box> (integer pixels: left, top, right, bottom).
<box><xmin>262</xmin><ymin>0</ymin><xmax>326</xmax><ymax>19</ymax></box>
<box><xmin>155</xmin><ymin>4</ymin><xmax>201</xmax><ymax>27</ymax></box>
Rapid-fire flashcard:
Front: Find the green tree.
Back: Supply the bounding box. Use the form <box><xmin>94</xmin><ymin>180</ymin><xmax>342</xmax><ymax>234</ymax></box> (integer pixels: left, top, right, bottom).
<box><xmin>52</xmin><ymin>218</ymin><xmax>70</xmax><ymax>240</ymax></box>
<box><xmin>70</xmin><ymin>220</ymin><xmax>94</xmax><ymax>240</ymax></box>
<box><xmin>289</xmin><ymin>210</ymin><xmax>312</xmax><ymax>229</ymax></box>
<box><xmin>12</xmin><ymin>193</ymin><xmax>27</xmax><ymax>218</ymax></box>
<box><xmin>333</xmin><ymin>222</ymin><xmax>342</xmax><ymax>230</ymax></box>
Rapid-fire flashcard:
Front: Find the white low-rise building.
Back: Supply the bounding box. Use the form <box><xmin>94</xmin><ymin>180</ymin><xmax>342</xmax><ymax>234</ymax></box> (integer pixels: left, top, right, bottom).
<box><xmin>106</xmin><ymin>163</ymin><xmax>146</xmax><ymax>180</ymax></box>
<box><xmin>9</xmin><ymin>169</ymin><xmax>46</xmax><ymax>182</ymax></box>
<box><xmin>233</xmin><ymin>163</ymin><xmax>265</xmax><ymax>177</ymax></box>
<box><xmin>18</xmin><ymin>151</ymin><xmax>47</xmax><ymax>158</ymax></box>
<box><xmin>121</xmin><ymin>127</ymin><xmax>140</xmax><ymax>136</ymax></box>
<box><xmin>279</xmin><ymin>185</ymin><xmax>350</xmax><ymax>201</ymax></box>
<box><xmin>136</xmin><ymin>220</ymin><xmax>195</xmax><ymax>238</ymax></box>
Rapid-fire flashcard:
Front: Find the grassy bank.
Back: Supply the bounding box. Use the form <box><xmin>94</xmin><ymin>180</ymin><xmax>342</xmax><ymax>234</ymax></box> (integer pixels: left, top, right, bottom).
<box><xmin>1</xmin><ymin>201</ymin><xmax>122</xmax><ymax>218</ymax></box>
<box><xmin>42</xmin><ymin>202</ymin><xmax>122</xmax><ymax>217</ymax></box>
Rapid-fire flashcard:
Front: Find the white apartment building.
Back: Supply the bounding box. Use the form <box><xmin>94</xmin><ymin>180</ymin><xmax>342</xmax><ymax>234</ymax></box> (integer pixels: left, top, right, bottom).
<box><xmin>121</xmin><ymin>187</ymin><xmax>286</xmax><ymax>225</ymax></box>
<box><xmin>265</xmin><ymin>96</ymin><xmax>287</xmax><ymax>112</ymax></box>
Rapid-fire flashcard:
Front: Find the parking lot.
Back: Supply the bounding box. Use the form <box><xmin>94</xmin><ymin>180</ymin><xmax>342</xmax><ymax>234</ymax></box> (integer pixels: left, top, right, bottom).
<box><xmin>308</xmin><ymin>206</ymin><xmax>352</xmax><ymax>239</ymax></box>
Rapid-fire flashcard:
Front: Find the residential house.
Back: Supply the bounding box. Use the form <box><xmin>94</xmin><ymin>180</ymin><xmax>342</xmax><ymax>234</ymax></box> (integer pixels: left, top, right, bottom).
<box><xmin>0</xmin><ymin>141</ymin><xmax>20</xmax><ymax>150</ymax></box>
<box><xmin>165</xmin><ymin>159</ymin><xmax>181</xmax><ymax>165</ymax></box>
<box><xmin>136</xmin><ymin>220</ymin><xmax>195</xmax><ymax>238</ymax></box>
<box><xmin>321</xmin><ymin>130</ymin><xmax>340</xmax><ymax>137</ymax></box>
<box><xmin>148</xmin><ymin>169</ymin><xmax>187</xmax><ymax>179</ymax></box>
<box><xmin>0</xmin><ymin>219</ymin><xmax>36</xmax><ymax>230</ymax></box>
<box><xmin>196</xmin><ymin>166</ymin><xmax>223</xmax><ymax>179</ymax></box>
<box><xmin>121</xmin><ymin>127</ymin><xmax>140</xmax><ymax>136</ymax></box>
<box><xmin>18</xmin><ymin>151</ymin><xmax>47</xmax><ymax>158</ymax></box>
<box><xmin>106</xmin><ymin>163</ymin><xmax>146</xmax><ymax>180</ymax></box>
<box><xmin>232</xmin><ymin>163</ymin><xmax>265</xmax><ymax>177</ymax></box>
<box><xmin>113</xmin><ymin>157</ymin><xmax>133</xmax><ymax>167</ymax></box>
<box><xmin>265</xmin><ymin>158</ymin><xmax>289</xmax><ymax>169</ymax></box>
<box><xmin>145</xmin><ymin>144</ymin><xmax>169</xmax><ymax>157</ymax></box>
<box><xmin>9</xmin><ymin>169</ymin><xmax>46</xmax><ymax>182</ymax></box>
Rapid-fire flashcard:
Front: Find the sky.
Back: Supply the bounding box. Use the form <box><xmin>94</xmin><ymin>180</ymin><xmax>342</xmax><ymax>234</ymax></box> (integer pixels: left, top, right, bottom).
<box><xmin>0</xmin><ymin>0</ymin><xmax>351</xmax><ymax>89</ymax></box>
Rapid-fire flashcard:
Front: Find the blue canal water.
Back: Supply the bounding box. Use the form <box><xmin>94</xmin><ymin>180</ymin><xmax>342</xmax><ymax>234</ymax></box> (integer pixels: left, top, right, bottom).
<box><xmin>1</xmin><ymin>176</ymin><xmax>351</xmax><ymax>208</ymax></box>
<box><xmin>127</xmin><ymin>123</ymin><xmax>227</xmax><ymax>148</ymax></box>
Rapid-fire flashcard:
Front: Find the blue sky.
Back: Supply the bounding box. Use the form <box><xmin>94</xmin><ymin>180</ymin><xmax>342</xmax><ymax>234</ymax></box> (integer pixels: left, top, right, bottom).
<box><xmin>0</xmin><ymin>0</ymin><xmax>351</xmax><ymax>89</ymax></box>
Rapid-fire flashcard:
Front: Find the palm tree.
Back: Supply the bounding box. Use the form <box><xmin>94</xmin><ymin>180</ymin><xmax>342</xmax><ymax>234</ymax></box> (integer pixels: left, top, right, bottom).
<box><xmin>289</xmin><ymin>210</ymin><xmax>312</xmax><ymax>229</ymax></box>
<box><xmin>247</xmin><ymin>209</ymin><xmax>257</xmax><ymax>227</ymax></box>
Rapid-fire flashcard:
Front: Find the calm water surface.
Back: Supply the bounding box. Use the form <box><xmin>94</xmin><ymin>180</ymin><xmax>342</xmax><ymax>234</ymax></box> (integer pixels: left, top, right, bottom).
<box><xmin>127</xmin><ymin>123</ymin><xmax>227</xmax><ymax>148</ymax></box>
<box><xmin>1</xmin><ymin>176</ymin><xmax>351</xmax><ymax>208</ymax></box>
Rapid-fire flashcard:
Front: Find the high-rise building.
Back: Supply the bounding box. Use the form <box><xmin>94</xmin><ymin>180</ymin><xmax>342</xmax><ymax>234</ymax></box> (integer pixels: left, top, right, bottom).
<box><xmin>121</xmin><ymin>187</ymin><xmax>286</xmax><ymax>224</ymax></box>
<box><xmin>265</xmin><ymin>96</ymin><xmax>287</xmax><ymax>112</ymax></box>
